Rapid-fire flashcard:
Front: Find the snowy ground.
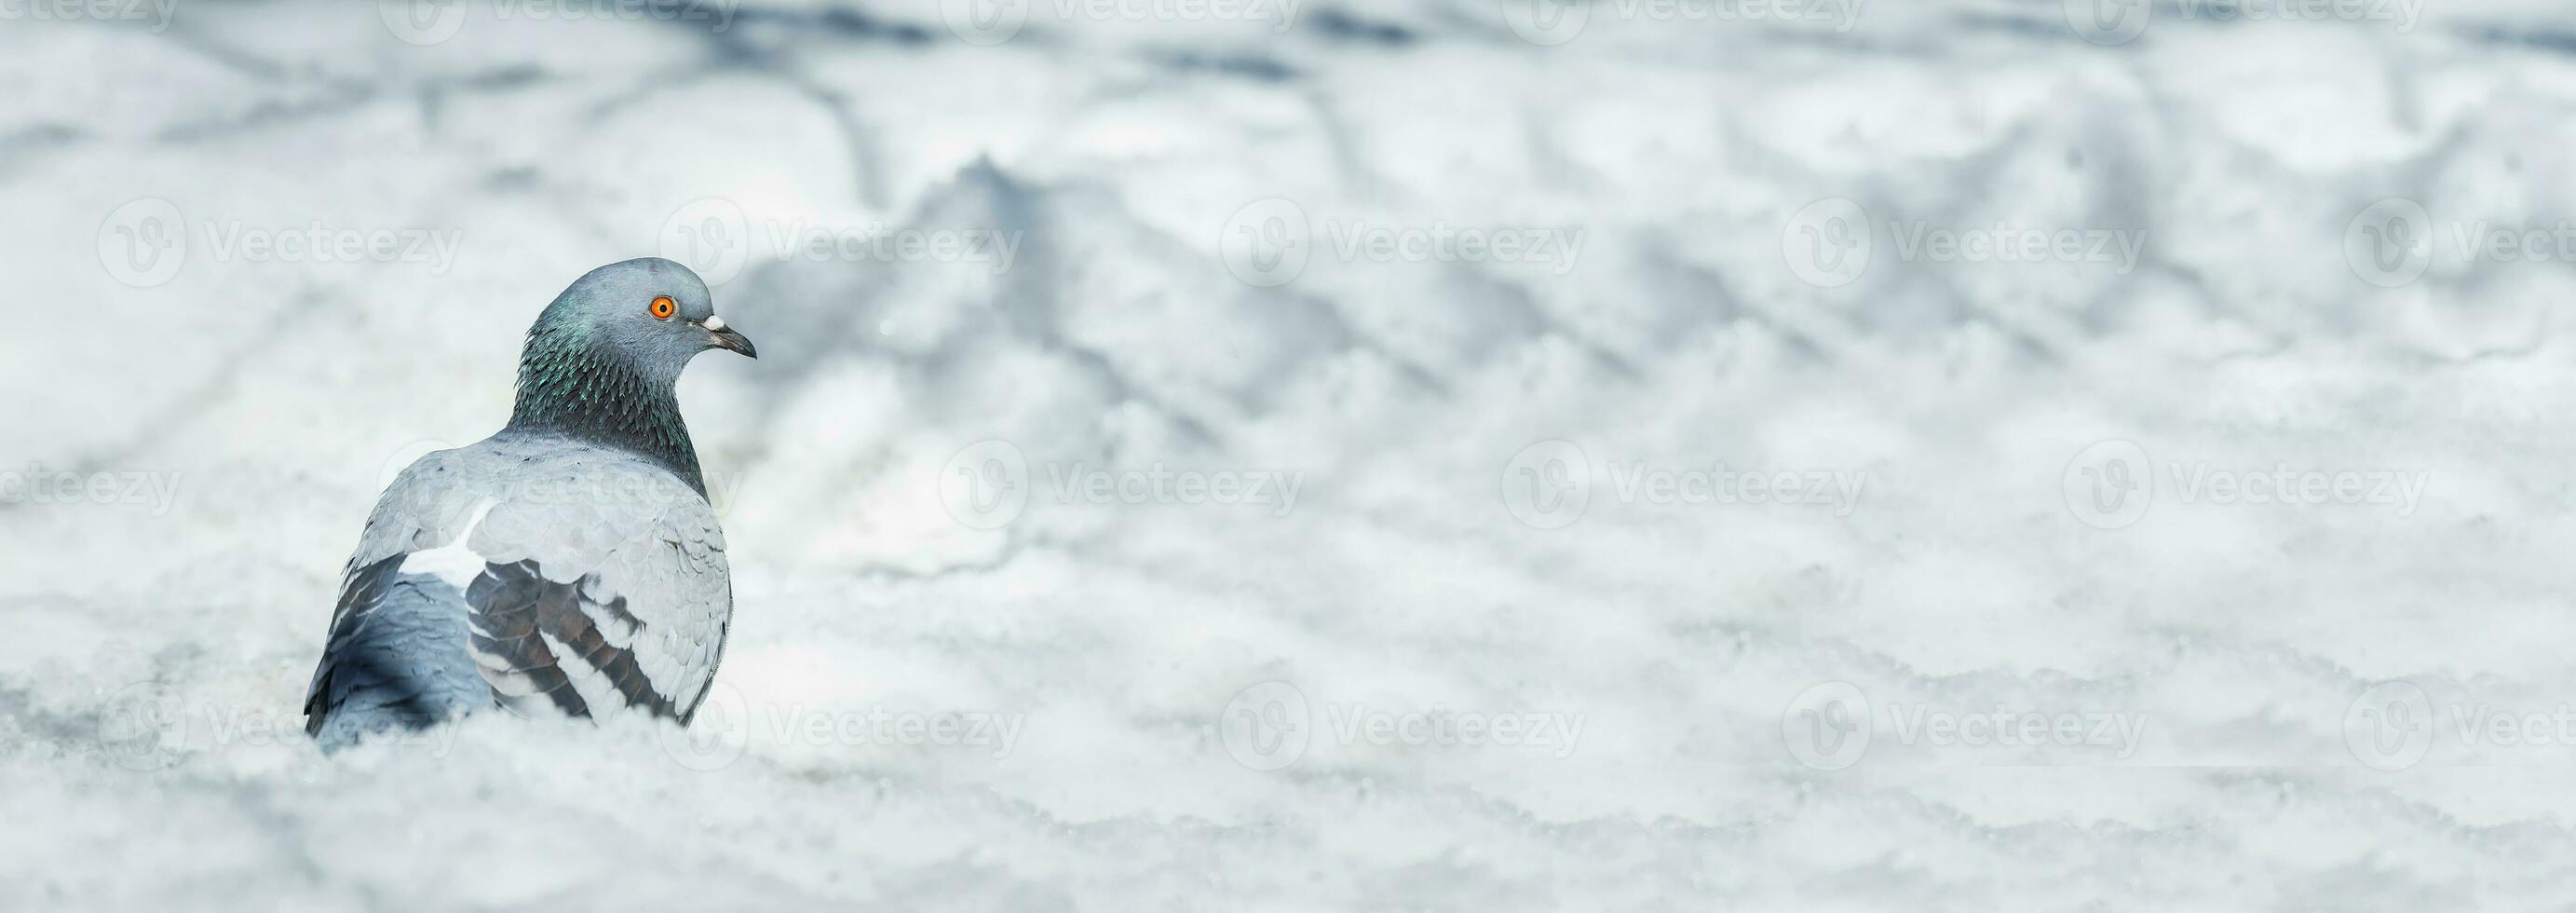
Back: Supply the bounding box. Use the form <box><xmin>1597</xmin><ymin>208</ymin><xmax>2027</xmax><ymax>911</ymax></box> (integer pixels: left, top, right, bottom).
<box><xmin>7</xmin><ymin>0</ymin><xmax>2576</xmax><ymax>908</ymax></box>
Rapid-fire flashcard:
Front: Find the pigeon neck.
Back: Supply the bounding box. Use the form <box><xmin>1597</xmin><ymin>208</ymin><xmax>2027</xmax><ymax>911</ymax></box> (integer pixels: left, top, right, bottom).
<box><xmin>504</xmin><ymin>329</ymin><xmax>705</xmax><ymax>495</ymax></box>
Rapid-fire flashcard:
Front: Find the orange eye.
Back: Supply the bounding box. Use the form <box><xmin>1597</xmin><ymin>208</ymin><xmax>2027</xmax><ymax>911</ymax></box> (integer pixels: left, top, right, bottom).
<box><xmin>649</xmin><ymin>296</ymin><xmax>675</xmax><ymax>320</ymax></box>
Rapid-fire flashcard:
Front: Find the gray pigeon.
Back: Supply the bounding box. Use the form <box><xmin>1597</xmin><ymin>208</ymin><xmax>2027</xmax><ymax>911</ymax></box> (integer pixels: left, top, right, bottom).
<box><xmin>304</xmin><ymin>257</ymin><xmax>756</xmax><ymax>751</ymax></box>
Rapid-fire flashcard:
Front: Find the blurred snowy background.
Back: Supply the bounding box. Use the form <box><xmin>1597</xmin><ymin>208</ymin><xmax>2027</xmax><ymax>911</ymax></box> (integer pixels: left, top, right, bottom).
<box><xmin>7</xmin><ymin>0</ymin><xmax>2576</xmax><ymax>907</ymax></box>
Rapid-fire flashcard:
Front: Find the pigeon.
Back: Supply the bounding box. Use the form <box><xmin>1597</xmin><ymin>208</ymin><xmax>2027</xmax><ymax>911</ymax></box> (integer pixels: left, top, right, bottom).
<box><xmin>304</xmin><ymin>257</ymin><xmax>756</xmax><ymax>751</ymax></box>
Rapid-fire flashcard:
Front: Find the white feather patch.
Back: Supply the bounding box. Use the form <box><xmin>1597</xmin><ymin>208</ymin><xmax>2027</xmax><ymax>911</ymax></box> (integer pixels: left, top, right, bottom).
<box><xmin>400</xmin><ymin>498</ymin><xmax>498</xmax><ymax>589</ymax></box>
<box><xmin>541</xmin><ymin>630</ymin><xmax>623</xmax><ymax>715</ymax></box>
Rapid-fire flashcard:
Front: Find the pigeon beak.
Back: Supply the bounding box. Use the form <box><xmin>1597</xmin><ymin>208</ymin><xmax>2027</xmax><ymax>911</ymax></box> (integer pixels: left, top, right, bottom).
<box><xmin>699</xmin><ymin>315</ymin><xmax>757</xmax><ymax>359</ymax></box>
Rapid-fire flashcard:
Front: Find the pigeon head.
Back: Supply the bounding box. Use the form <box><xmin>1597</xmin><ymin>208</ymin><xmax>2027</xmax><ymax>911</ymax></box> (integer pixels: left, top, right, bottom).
<box><xmin>528</xmin><ymin>257</ymin><xmax>755</xmax><ymax>373</ymax></box>
<box><xmin>504</xmin><ymin>257</ymin><xmax>754</xmax><ymax>490</ymax></box>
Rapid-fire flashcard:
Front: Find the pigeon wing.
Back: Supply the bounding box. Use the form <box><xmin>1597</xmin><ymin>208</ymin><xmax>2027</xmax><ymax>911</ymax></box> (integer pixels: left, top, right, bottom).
<box><xmin>313</xmin><ymin>438</ymin><xmax>733</xmax><ymax>729</ymax></box>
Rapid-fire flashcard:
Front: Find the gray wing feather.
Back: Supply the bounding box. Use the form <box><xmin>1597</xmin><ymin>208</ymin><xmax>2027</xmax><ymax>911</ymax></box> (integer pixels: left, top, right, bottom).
<box><xmin>307</xmin><ymin>435</ymin><xmax>734</xmax><ymax>743</ymax></box>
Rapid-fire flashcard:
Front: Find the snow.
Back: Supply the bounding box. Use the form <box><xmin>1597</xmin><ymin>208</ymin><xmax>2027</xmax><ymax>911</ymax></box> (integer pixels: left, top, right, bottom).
<box><xmin>7</xmin><ymin>1</ymin><xmax>2576</xmax><ymax>908</ymax></box>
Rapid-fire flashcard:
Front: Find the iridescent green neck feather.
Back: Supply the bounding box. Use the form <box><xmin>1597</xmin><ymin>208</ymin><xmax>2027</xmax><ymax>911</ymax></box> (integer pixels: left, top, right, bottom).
<box><xmin>503</xmin><ymin>321</ymin><xmax>704</xmax><ymax>494</ymax></box>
